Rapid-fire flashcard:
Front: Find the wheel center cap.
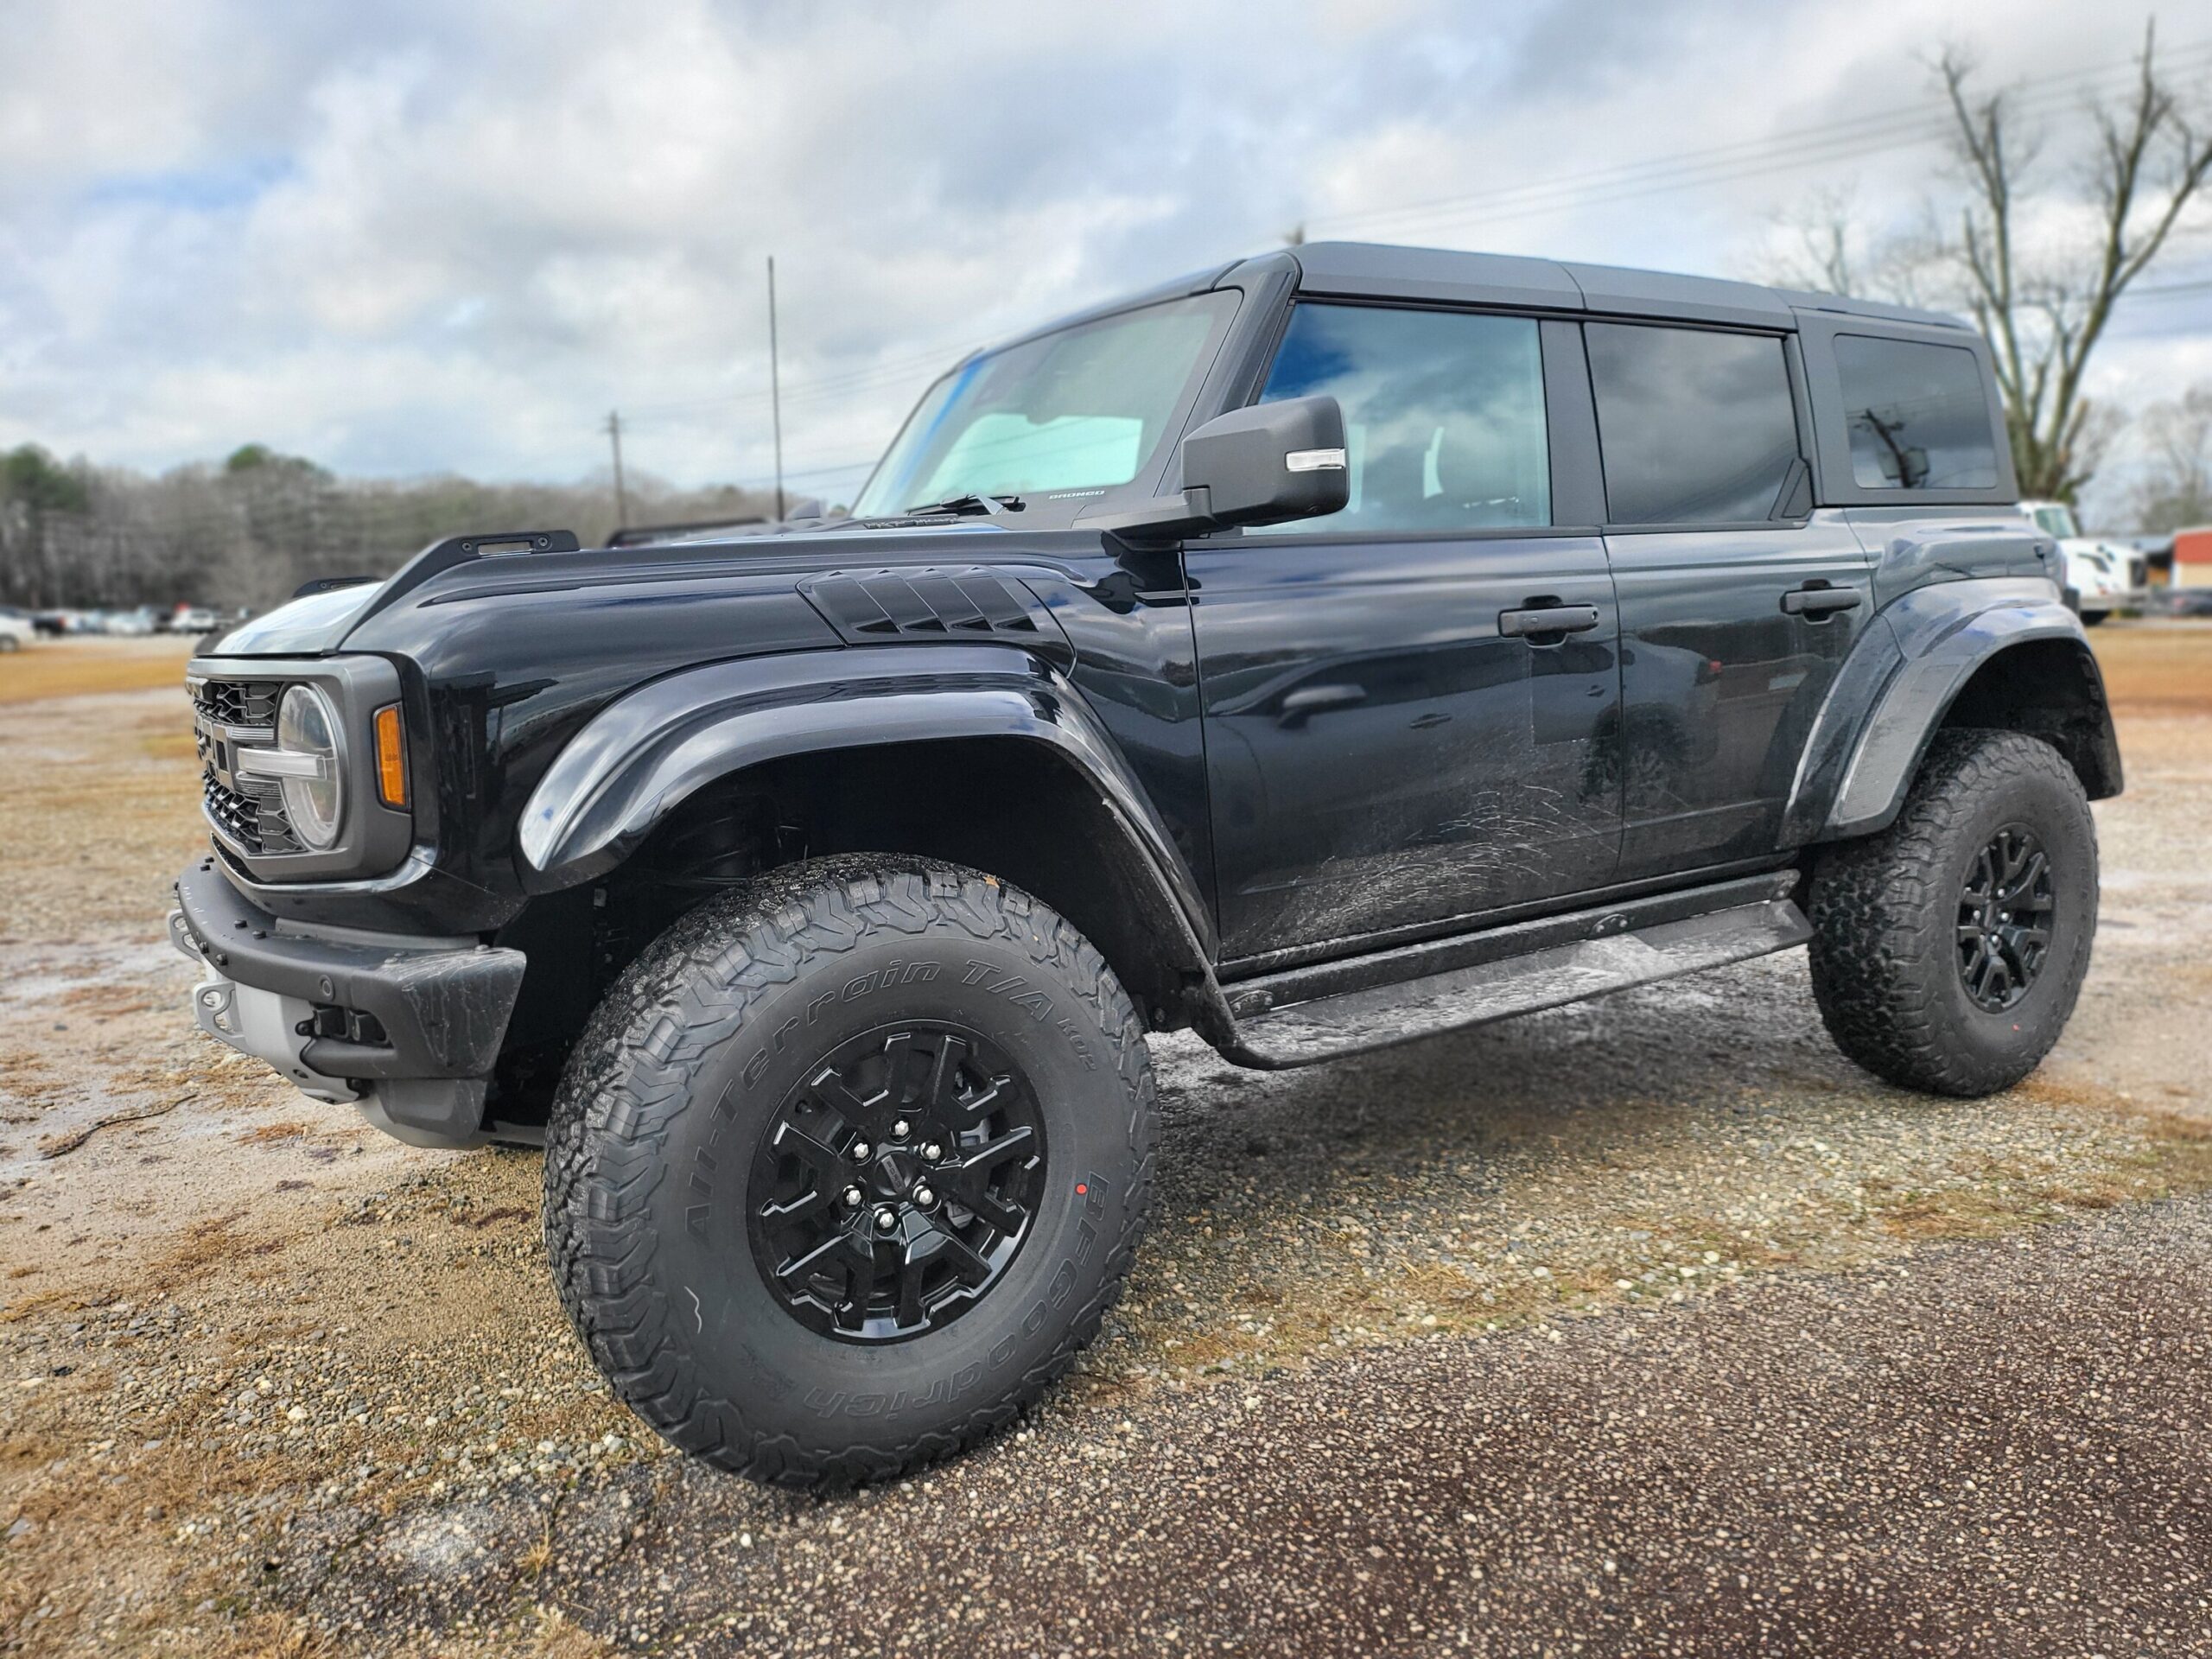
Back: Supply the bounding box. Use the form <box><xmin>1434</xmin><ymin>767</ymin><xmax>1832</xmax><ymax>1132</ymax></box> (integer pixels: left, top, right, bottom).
<box><xmin>865</xmin><ymin>1146</ymin><xmax>923</xmax><ymax>1198</ymax></box>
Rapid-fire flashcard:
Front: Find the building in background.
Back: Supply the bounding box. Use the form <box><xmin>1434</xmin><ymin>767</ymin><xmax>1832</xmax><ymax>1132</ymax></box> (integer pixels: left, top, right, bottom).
<box><xmin>2173</xmin><ymin>526</ymin><xmax>2212</xmax><ymax>589</ymax></box>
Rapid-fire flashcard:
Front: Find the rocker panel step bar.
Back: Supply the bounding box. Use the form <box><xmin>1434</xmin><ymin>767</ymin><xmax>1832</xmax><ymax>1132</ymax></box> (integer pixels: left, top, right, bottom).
<box><xmin>1220</xmin><ymin>883</ymin><xmax>1810</xmax><ymax>1070</ymax></box>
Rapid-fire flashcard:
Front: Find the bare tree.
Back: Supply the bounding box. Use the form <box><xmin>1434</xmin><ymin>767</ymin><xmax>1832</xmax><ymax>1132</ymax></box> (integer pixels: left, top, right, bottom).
<box><xmin>1939</xmin><ymin>25</ymin><xmax>2212</xmax><ymax>501</ymax></box>
<box><xmin>2130</xmin><ymin>384</ymin><xmax>2212</xmax><ymax>531</ymax></box>
<box><xmin>1767</xmin><ymin>187</ymin><xmax>1862</xmax><ymax>296</ymax></box>
<box><xmin>1760</xmin><ymin>188</ymin><xmax>1948</xmax><ymax>309</ymax></box>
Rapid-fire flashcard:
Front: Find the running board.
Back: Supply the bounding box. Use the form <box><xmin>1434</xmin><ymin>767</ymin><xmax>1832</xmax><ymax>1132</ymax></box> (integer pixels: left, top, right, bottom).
<box><xmin>1217</xmin><ymin>878</ymin><xmax>1809</xmax><ymax>1069</ymax></box>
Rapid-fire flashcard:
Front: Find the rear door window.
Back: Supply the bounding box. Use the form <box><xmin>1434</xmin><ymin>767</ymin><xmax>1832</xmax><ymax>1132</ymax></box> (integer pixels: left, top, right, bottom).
<box><xmin>1832</xmin><ymin>334</ymin><xmax>2001</xmax><ymax>490</ymax></box>
<box><xmin>1585</xmin><ymin>323</ymin><xmax>1802</xmax><ymax>524</ymax></box>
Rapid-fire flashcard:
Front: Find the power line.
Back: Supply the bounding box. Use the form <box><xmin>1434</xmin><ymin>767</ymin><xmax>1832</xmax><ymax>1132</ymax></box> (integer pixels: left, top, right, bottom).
<box><xmin>2123</xmin><ymin>275</ymin><xmax>2212</xmax><ymax>300</ymax></box>
<box><xmin>618</xmin><ymin>35</ymin><xmax>2212</xmax><ymax>441</ymax></box>
<box><xmin>1305</xmin><ymin>38</ymin><xmax>2212</xmax><ymax>243</ymax></box>
<box><xmin>606</xmin><ymin>36</ymin><xmax>2212</xmax><ymax>492</ymax></box>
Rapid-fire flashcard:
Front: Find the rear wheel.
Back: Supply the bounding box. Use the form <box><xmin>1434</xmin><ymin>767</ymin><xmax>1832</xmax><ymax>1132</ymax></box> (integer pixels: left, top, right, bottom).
<box><xmin>543</xmin><ymin>857</ymin><xmax>1156</xmax><ymax>1487</ymax></box>
<box><xmin>1807</xmin><ymin>730</ymin><xmax>2097</xmax><ymax>1096</ymax></box>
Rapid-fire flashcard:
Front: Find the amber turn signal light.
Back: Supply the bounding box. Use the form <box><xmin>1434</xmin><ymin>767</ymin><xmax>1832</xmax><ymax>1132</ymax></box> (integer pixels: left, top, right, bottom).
<box><xmin>372</xmin><ymin>703</ymin><xmax>408</xmax><ymax>809</ymax></box>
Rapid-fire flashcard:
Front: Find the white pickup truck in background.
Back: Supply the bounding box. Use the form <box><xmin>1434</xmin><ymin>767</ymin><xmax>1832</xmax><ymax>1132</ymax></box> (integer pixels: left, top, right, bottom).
<box><xmin>2024</xmin><ymin>499</ymin><xmax>2133</xmax><ymax>624</ymax></box>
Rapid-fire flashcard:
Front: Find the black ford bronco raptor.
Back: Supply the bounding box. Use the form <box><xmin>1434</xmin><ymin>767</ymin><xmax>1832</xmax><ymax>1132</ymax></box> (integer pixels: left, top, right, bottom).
<box><xmin>172</xmin><ymin>242</ymin><xmax>2118</xmax><ymax>1486</ymax></box>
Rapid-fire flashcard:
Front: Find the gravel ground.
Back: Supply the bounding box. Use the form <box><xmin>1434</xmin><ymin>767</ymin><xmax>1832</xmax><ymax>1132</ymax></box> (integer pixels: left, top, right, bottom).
<box><xmin>1</xmin><ymin>626</ymin><xmax>2209</xmax><ymax>1656</ymax></box>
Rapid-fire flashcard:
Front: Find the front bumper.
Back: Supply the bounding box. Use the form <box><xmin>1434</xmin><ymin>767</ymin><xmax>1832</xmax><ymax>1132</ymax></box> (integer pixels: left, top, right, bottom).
<box><xmin>170</xmin><ymin>854</ymin><xmax>526</xmax><ymax>1147</ymax></box>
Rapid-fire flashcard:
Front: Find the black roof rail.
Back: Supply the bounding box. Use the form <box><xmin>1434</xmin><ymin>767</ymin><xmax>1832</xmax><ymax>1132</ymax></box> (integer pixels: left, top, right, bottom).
<box><xmin>347</xmin><ymin>529</ymin><xmax>581</xmax><ymax>628</ymax></box>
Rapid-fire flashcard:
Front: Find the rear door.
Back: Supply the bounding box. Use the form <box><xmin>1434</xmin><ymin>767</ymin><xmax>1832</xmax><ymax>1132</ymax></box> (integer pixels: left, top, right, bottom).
<box><xmin>1586</xmin><ymin>321</ymin><xmax>1873</xmax><ymax>880</ymax></box>
<box><xmin>1187</xmin><ymin>302</ymin><xmax>1624</xmax><ymax>963</ymax></box>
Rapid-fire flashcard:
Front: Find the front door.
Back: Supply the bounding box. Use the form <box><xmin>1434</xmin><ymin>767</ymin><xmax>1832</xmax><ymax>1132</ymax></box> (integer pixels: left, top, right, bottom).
<box><xmin>1188</xmin><ymin>302</ymin><xmax>1624</xmax><ymax>964</ymax></box>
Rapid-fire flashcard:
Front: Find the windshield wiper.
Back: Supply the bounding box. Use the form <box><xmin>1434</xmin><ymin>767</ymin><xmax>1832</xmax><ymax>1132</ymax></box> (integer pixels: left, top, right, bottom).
<box><xmin>902</xmin><ymin>493</ymin><xmax>1025</xmax><ymax>518</ymax></box>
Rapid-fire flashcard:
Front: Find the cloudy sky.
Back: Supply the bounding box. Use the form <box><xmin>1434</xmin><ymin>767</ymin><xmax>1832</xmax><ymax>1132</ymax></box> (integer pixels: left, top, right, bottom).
<box><xmin>3</xmin><ymin>0</ymin><xmax>2208</xmax><ymax>512</ymax></box>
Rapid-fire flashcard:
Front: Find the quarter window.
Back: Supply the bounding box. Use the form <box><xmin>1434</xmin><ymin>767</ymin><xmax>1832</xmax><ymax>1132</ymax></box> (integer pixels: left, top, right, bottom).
<box><xmin>1254</xmin><ymin>304</ymin><xmax>1551</xmax><ymax>533</ymax></box>
<box><xmin>1586</xmin><ymin>323</ymin><xmax>1802</xmax><ymax>524</ymax></box>
<box><xmin>1833</xmin><ymin>334</ymin><xmax>2000</xmax><ymax>490</ymax></box>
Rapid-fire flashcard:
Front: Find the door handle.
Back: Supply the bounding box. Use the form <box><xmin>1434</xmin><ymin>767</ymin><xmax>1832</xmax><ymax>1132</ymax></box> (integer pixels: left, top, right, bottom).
<box><xmin>1782</xmin><ymin>583</ymin><xmax>1863</xmax><ymax>618</ymax></box>
<box><xmin>1498</xmin><ymin>604</ymin><xmax>1600</xmax><ymax>639</ymax></box>
<box><xmin>1277</xmin><ymin>683</ymin><xmax>1365</xmax><ymax>726</ymax></box>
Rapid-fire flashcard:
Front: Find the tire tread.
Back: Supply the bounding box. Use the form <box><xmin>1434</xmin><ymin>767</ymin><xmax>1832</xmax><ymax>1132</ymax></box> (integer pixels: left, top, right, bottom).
<box><xmin>543</xmin><ymin>856</ymin><xmax>1156</xmax><ymax>1488</ymax></box>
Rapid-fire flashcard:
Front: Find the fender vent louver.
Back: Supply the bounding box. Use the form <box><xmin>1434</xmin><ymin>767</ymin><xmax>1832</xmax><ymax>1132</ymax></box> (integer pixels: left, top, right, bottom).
<box><xmin>800</xmin><ymin>569</ymin><xmax>1072</xmax><ymax>662</ymax></box>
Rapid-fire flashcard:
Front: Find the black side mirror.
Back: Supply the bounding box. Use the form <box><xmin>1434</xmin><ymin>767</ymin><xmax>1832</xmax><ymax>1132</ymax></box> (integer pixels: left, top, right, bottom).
<box><xmin>1182</xmin><ymin>395</ymin><xmax>1349</xmax><ymax>529</ymax></box>
<box><xmin>1078</xmin><ymin>395</ymin><xmax>1348</xmax><ymax>541</ymax></box>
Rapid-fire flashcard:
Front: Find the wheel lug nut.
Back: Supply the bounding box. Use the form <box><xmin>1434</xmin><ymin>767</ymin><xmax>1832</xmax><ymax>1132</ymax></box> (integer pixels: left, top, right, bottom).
<box><xmin>921</xmin><ymin>1141</ymin><xmax>944</xmax><ymax>1162</ymax></box>
<box><xmin>891</xmin><ymin>1118</ymin><xmax>912</xmax><ymax>1140</ymax></box>
<box><xmin>849</xmin><ymin>1140</ymin><xmax>872</xmax><ymax>1162</ymax></box>
<box><xmin>874</xmin><ymin>1206</ymin><xmax>898</xmax><ymax>1232</ymax></box>
<box><xmin>912</xmin><ymin>1184</ymin><xmax>937</xmax><ymax>1211</ymax></box>
<box><xmin>841</xmin><ymin>1185</ymin><xmax>863</xmax><ymax>1208</ymax></box>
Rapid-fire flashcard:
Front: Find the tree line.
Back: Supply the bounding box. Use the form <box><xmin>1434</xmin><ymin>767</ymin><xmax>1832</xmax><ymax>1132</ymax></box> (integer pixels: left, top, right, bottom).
<box><xmin>0</xmin><ymin>442</ymin><xmax>784</xmax><ymax>612</ymax></box>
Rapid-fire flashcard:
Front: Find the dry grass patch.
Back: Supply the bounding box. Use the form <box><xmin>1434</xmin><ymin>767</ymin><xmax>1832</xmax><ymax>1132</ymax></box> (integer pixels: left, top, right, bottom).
<box><xmin>0</xmin><ymin>639</ymin><xmax>195</xmax><ymax>704</ymax></box>
<box><xmin>2089</xmin><ymin>620</ymin><xmax>2212</xmax><ymax>715</ymax></box>
<box><xmin>52</xmin><ymin>981</ymin><xmax>164</xmax><ymax>1020</ymax></box>
<box><xmin>237</xmin><ymin>1121</ymin><xmax>314</xmax><ymax>1146</ymax></box>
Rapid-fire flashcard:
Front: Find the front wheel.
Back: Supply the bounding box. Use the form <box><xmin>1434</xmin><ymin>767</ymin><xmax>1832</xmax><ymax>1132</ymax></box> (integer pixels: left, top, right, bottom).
<box><xmin>1807</xmin><ymin>730</ymin><xmax>2098</xmax><ymax>1096</ymax></box>
<box><xmin>543</xmin><ymin>858</ymin><xmax>1156</xmax><ymax>1487</ymax></box>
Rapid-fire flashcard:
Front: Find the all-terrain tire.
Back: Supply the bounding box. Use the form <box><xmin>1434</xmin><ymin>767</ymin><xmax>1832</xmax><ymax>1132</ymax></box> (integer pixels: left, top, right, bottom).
<box><xmin>1808</xmin><ymin>729</ymin><xmax>2097</xmax><ymax>1096</ymax></box>
<box><xmin>543</xmin><ymin>856</ymin><xmax>1156</xmax><ymax>1487</ymax></box>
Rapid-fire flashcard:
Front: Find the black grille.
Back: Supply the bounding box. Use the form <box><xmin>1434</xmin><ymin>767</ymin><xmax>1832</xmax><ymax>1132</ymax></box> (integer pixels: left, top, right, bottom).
<box><xmin>202</xmin><ymin>774</ymin><xmax>299</xmax><ymax>855</ymax></box>
<box><xmin>192</xmin><ymin>677</ymin><xmax>298</xmax><ymax>855</ymax></box>
<box><xmin>192</xmin><ymin>679</ymin><xmax>282</xmax><ymax>729</ymax></box>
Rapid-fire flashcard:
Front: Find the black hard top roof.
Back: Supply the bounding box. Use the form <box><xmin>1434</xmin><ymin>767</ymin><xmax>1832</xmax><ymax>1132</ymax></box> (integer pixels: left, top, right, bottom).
<box><xmin>1259</xmin><ymin>240</ymin><xmax>1967</xmax><ymax>332</ymax></box>
<box><xmin>963</xmin><ymin>240</ymin><xmax>1966</xmax><ymax>369</ymax></box>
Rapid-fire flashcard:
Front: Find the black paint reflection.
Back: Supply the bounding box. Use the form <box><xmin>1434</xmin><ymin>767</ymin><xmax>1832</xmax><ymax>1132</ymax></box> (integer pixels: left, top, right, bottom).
<box><xmin>1187</xmin><ymin>532</ymin><xmax>1624</xmax><ymax>961</ymax></box>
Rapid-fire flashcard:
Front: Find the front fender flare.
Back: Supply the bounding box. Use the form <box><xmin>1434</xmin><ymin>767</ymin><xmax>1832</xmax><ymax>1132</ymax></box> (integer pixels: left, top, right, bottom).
<box><xmin>1782</xmin><ymin>577</ymin><xmax>2117</xmax><ymax>846</ymax></box>
<box><xmin>516</xmin><ymin>644</ymin><xmax>1215</xmax><ymax>954</ymax></box>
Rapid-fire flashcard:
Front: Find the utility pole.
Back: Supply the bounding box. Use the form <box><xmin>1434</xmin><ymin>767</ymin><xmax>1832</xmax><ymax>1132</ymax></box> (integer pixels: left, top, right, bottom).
<box><xmin>767</xmin><ymin>255</ymin><xmax>786</xmax><ymax>522</ymax></box>
<box><xmin>605</xmin><ymin>410</ymin><xmax>630</xmax><ymax>530</ymax></box>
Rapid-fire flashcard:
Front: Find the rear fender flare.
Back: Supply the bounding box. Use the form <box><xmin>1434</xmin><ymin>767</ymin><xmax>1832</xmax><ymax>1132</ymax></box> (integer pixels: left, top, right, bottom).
<box><xmin>1782</xmin><ymin>577</ymin><xmax>2119</xmax><ymax>845</ymax></box>
<box><xmin>516</xmin><ymin>644</ymin><xmax>1217</xmax><ymax>957</ymax></box>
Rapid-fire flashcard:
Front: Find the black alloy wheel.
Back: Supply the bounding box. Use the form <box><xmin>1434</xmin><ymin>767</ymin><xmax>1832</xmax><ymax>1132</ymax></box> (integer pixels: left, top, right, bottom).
<box><xmin>747</xmin><ymin>1026</ymin><xmax>1046</xmax><ymax>1342</ymax></box>
<box><xmin>1955</xmin><ymin>825</ymin><xmax>2056</xmax><ymax>1013</ymax></box>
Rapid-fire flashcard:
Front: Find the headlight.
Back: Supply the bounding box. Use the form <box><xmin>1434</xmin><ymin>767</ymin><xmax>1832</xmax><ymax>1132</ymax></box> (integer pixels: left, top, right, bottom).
<box><xmin>273</xmin><ymin>683</ymin><xmax>346</xmax><ymax>850</ymax></box>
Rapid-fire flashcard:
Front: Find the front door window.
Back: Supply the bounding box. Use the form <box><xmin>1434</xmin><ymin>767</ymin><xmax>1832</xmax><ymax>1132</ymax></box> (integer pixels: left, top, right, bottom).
<box><xmin>1254</xmin><ymin>304</ymin><xmax>1552</xmax><ymax>534</ymax></box>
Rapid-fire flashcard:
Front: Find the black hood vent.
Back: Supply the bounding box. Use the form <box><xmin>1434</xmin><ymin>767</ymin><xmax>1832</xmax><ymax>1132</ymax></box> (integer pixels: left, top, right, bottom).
<box><xmin>800</xmin><ymin>568</ymin><xmax>1072</xmax><ymax>664</ymax></box>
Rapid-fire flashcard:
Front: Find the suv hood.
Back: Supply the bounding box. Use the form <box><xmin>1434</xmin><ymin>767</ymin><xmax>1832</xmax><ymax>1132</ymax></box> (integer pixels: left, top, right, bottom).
<box><xmin>199</xmin><ymin>519</ymin><xmax>1027</xmax><ymax>659</ymax></box>
<box><xmin>202</xmin><ymin>582</ymin><xmax>381</xmax><ymax>657</ymax></box>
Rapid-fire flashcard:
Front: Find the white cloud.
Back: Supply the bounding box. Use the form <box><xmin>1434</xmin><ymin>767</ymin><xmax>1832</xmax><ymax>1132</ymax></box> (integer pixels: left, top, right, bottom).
<box><xmin>0</xmin><ymin>0</ymin><xmax>2205</xmax><ymax>498</ymax></box>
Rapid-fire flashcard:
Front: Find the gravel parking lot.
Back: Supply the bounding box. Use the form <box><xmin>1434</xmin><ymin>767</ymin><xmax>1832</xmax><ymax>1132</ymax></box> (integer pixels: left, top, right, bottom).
<box><xmin>1</xmin><ymin>626</ymin><xmax>2208</xmax><ymax>1656</ymax></box>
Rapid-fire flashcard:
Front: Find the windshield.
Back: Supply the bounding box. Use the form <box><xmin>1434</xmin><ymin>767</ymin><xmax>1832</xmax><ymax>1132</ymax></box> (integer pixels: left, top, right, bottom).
<box><xmin>2032</xmin><ymin>504</ymin><xmax>2081</xmax><ymax>539</ymax></box>
<box><xmin>853</xmin><ymin>291</ymin><xmax>1237</xmax><ymax>517</ymax></box>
